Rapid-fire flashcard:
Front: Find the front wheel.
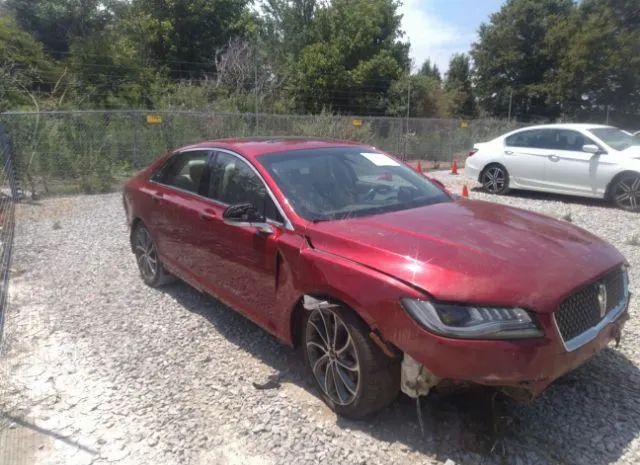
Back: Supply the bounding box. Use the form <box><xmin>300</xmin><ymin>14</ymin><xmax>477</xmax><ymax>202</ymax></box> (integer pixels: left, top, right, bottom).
<box><xmin>481</xmin><ymin>164</ymin><xmax>510</xmax><ymax>194</ymax></box>
<box><xmin>611</xmin><ymin>173</ymin><xmax>640</xmax><ymax>212</ymax></box>
<box><xmin>302</xmin><ymin>305</ymin><xmax>400</xmax><ymax>419</ymax></box>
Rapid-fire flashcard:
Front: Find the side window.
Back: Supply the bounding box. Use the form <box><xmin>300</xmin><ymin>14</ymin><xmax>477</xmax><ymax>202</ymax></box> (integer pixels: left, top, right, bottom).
<box><xmin>549</xmin><ymin>130</ymin><xmax>594</xmax><ymax>152</ymax></box>
<box><xmin>153</xmin><ymin>151</ymin><xmax>209</xmax><ymax>194</ymax></box>
<box><xmin>505</xmin><ymin>129</ymin><xmax>548</xmax><ymax>149</ymax></box>
<box><xmin>208</xmin><ymin>152</ymin><xmax>283</xmax><ymax>222</ymax></box>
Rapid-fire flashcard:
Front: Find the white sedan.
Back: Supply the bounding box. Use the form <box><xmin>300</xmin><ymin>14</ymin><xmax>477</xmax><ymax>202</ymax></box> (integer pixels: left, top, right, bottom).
<box><xmin>465</xmin><ymin>124</ymin><xmax>640</xmax><ymax>211</ymax></box>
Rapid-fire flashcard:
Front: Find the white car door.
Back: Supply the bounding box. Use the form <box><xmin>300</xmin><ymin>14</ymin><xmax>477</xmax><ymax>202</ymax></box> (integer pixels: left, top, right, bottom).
<box><xmin>502</xmin><ymin>129</ymin><xmax>550</xmax><ymax>188</ymax></box>
<box><xmin>543</xmin><ymin>129</ymin><xmax>616</xmax><ymax>197</ymax></box>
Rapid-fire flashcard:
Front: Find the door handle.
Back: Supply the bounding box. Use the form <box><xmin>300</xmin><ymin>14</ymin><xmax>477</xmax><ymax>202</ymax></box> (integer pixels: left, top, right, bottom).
<box><xmin>504</xmin><ymin>150</ymin><xmax>514</xmax><ymax>155</ymax></box>
<box><xmin>199</xmin><ymin>210</ymin><xmax>217</xmax><ymax>221</ymax></box>
<box><xmin>150</xmin><ymin>191</ymin><xmax>163</xmax><ymax>203</ymax></box>
<box><xmin>548</xmin><ymin>155</ymin><xmax>559</xmax><ymax>162</ymax></box>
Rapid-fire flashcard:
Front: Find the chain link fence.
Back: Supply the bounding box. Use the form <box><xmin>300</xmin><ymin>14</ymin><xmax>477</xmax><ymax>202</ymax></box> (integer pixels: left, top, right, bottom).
<box><xmin>0</xmin><ymin>110</ymin><xmax>520</xmax><ymax>197</ymax></box>
<box><xmin>0</xmin><ymin>124</ymin><xmax>19</xmax><ymax>348</ymax></box>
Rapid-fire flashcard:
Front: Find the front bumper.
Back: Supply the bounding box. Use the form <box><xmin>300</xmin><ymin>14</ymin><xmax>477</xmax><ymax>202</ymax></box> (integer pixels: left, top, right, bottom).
<box><xmin>396</xmin><ymin>301</ymin><xmax>630</xmax><ymax>399</ymax></box>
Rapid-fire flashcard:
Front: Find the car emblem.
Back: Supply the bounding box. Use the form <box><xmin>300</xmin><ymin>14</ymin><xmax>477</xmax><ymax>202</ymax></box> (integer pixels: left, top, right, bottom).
<box><xmin>597</xmin><ymin>283</ymin><xmax>607</xmax><ymax>318</ymax></box>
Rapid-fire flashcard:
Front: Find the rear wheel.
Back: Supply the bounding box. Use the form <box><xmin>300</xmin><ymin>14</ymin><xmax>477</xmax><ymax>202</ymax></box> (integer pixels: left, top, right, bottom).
<box><xmin>611</xmin><ymin>172</ymin><xmax>640</xmax><ymax>212</ymax></box>
<box><xmin>132</xmin><ymin>223</ymin><xmax>173</xmax><ymax>287</ymax></box>
<box><xmin>302</xmin><ymin>304</ymin><xmax>400</xmax><ymax>419</ymax></box>
<box><xmin>481</xmin><ymin>164</ymin><xmax>510</xmax><ymax>194</ymax></box>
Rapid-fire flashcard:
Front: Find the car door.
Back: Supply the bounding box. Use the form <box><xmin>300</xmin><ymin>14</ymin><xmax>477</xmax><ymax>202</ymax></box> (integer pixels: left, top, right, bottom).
<box><xmin>147</xmin><ymin>149</ymin><xmax>213</xmax><ymax>276</ymax></box>
<box><xmin>543</xmin><ymin>129</ymin><xmax>614</xmax><ymax>197</ymax></box>
<box><xmin>196</xmin><ymin>150</ymin><xmax>287</xmax><ymax>327</ymax></box>
<box><xmin>502</xmin><ymin>129</ymin><xmax>550</xmax><ymax>188</ymax></box>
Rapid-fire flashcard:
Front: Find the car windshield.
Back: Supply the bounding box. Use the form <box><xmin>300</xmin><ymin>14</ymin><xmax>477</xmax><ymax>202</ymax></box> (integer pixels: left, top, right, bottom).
<box><xmin>588</xmin><ymin>127</ymin><xmax>639</xmax><ymax>151</ymax></box>
<box><xmin>260</xmin><ymin>147</ymin><xmax>451</xmax><ymax>221</ymax></box>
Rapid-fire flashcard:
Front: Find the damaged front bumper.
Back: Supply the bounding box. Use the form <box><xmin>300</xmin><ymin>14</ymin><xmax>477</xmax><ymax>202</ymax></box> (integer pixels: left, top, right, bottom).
<box><xmin>400</xmin><ymin>309</ymin><xmax>629</xmax><ymax>401</ymax></box>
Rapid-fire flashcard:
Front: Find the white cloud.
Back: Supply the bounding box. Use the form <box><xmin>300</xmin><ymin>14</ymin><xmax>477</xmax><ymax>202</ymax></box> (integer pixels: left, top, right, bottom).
<box><xmin>399</xmin><ymin>0</ymin><xmax>475</xmax><ymax>74</ymax></box>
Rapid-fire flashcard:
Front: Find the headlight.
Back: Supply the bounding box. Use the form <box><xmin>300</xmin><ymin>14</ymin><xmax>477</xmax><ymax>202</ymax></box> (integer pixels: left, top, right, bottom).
<box><xmin>401</xmin><ymin>299</ymin><xmax>543</xmax><ymax>339</ymax></box>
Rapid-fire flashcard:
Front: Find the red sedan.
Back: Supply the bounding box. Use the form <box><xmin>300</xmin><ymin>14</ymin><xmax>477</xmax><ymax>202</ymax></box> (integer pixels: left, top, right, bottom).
<box><xmin>123</xmin><ymin>138</ymin><xmax>631</xmax><ymax>418</ymax></box>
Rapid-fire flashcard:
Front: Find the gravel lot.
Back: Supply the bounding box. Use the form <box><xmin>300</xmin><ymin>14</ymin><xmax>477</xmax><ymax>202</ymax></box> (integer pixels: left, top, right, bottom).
<box><xmin>1</xmin><ymin>171</ymin><xmax>639</xmax><ymax>465</ymax></box>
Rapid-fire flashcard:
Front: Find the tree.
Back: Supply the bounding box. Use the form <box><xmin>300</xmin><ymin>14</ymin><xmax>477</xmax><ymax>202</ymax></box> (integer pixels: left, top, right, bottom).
<box><xmin>128</xmin><ymin>0</ymin><xmax>252</xmax><ymax>78</ymax></box>
<box><xmin>4</xmin><ymin>0</ymin><xmax>123</xmax><ymax>57</ymax></box>
<box><xmin>471</xmin><ymin>0</ymin><xmax>573</xmax><ymax>120</ymax></box>
<box><xmin>387</xmin><ymin>74</ymin><xmax>445</xmax><ymax>118</ymax></box>
<box><xmin>0</xmin><ymin>16</ymin><xmax>60</xmax><ymax>110</ymax></box>
<box><xmin>292</xmin><ymin>0</ymin><xmax>410</xmax><ymax>114</ymax></box>
<box><xmin>444</xmin><ymin>53</ymin><xmax>476</xmax><ymax>118</ymax></box>
<box><xmin>545</xmin><ymin>0</ymin><xmax>640</xmax><ymax>124</ymax></box>
<box><xmin>418</xmin><ymin>58</ymin><xmax>441</xmax><ymax>82</ymax></box>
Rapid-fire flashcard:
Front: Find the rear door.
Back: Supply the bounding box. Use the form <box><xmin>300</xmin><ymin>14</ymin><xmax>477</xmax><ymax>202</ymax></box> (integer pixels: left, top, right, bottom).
<box><xmin>502</xmin><ymin>129</ymin><xmax>551</xmax><ymax>188</ymax></box>
<box><xmin>147</xmin><ymin>149</ymin><xmax>212</xmax><ymax>275</ymax></box>
<box><xmin>543</xmin><ymin>129</ymin><xmax>614</xmax><ymax>197</ymax></box>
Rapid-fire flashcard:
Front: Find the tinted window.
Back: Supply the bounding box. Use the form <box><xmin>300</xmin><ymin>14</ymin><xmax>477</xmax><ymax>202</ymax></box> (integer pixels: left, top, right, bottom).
<box><xmin>505</xmin><ymin>129</ymin><xmax>549</xmax><ymax>149</ymax></box>
<box><xmin>153</xmin><ymin>151</ymin><xmax>209</xmax><ymax>194</ymax></box>
<box><xmin>260</xmin><ymin>147</ymin><xmax>450</xmax><ymax>222</ymax></box>
<box><xmin>208</xmin><ymin>152</ymin><xmax>283</xmax><ymax>222</ymax></box>
<box><xmin>547</xmin><ymin>130</ymin><xmax>594</xmax><ymax>151</ymax></box>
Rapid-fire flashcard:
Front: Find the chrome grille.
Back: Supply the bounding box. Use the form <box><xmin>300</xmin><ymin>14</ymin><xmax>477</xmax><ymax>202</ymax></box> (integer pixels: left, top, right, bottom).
<box><xmin>555</xmin><ymin>268</ymin><xmax>627</xmax><ymax>344</ymax></box>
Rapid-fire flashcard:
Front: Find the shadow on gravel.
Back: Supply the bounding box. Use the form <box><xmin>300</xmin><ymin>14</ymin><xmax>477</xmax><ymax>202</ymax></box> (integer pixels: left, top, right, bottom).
<box><xmin>471</xmin><ymin>186</ymin><xmax>615</xmax><ymax>209</ymax></box>
<box><xmin>161</xmin><ymin>281</ymin><xmax>640</xmax><ymax>465</ymax></box>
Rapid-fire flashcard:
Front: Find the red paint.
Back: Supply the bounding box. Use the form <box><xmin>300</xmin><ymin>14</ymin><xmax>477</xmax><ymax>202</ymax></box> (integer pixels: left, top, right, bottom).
<box><xmin>124</xmin><ymin>138</ymin><xmax>628</xmax><ymax>396</ymax></box>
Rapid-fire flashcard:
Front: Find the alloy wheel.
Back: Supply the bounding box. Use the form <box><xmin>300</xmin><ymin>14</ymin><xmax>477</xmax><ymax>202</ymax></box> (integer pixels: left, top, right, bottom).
<box><xmin>306</xmin><ymin>309</ymin><xmax>361</xmax><ymax>406</ymax></box>
<box><xmin>134</xmin><ymin>227</ymin><xmax>158</xmax><ymax>281</ymax></box>
<box><xmin>482</xmin><ymin>166</ymin><xmax>506</xmax><ymax>193</ymax></box>
<box><xmin>613</xmin><ymin>175</ymin><xmax>640</xmax><ymax>211</ymax></box>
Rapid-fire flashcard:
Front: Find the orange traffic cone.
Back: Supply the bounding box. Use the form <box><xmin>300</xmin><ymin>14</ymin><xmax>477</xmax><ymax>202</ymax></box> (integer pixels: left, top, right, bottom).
<box><xmin>451</xmin><ymin>160</ymin><xmax>459</xmax><ymax>175</ymax></box>
<box><xmin>416</xmin><ymin>160</ymin><xmax>423</xmax><ymax>174</ymax></box>
<box><xmin>462</xmin><ymin>184</ymin><xmax>469</xmax><ymax>198</ymax></box>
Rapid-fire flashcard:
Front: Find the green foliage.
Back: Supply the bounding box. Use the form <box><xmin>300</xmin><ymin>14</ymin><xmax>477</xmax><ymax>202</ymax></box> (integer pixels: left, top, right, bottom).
<box><xmin>4</xmin><ymin>0</ymin><xmax>120</xmax><ymax>56</ymax></box>
<box><xmin>128</xmin><ymin>0</ymin><xmax>251</xmax><ymax>78</ymax></box>
<box><xmin>292</xmin><ymin>0</ymin><xmax>409</xmax><ymax>114</ymax></box>
<box><xmin>418</xmin><ymin>59</ymin><xmax>441</xmax><ymax>82</ymax></box>
<box><xmin>445</xmin><ymin>53</ymin><xmax>476</xmax><ymax>118</ymax></box>
<box><xmin>0</xmin><ymin>16</ymin><xmax>60</xmax><ymax>110</ymax></box>
<box><xmin>388</xmin><ymin>74</ymin><xmax>446</xmax><ymax>118</ymax></box>
<box><xmin>471</xmin><ymin>0</ymin><xmax>573</xmax><ymax>120</ymax></box>
<box><xmin>544</xmin><ymin>0</ymin><xmax>640</xmax><ymax>122</ymax></box>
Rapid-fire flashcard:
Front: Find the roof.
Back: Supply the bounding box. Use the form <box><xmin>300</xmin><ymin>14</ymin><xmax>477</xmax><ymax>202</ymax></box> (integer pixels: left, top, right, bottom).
<box><xmin>178</xmin><ymin>137</ymin><xmax>369</xmax><ymax>159</ymax></box>
<box><xmin>511</xmin><ymin>123</ymin><xmax>613</xmax><ymax>131</ymax></box>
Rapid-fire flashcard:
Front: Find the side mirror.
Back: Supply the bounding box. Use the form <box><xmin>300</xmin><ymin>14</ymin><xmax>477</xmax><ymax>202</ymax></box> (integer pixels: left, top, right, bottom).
<box><xmin>222</xmin><ymin>203</ymin><xmax>273</xmax><ymax>235</ymax></box>
<box><xmin>583</xmin><ymin>144</ymin><xmax>603</xmax><ymax>155</ymax></box>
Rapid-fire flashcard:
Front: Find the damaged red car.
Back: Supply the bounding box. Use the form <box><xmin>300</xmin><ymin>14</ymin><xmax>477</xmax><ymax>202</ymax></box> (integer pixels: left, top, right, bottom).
<box><xmin>123</xmin><ymin>138</ymin><xmax>631</xmax><ymax>419</ymax></box>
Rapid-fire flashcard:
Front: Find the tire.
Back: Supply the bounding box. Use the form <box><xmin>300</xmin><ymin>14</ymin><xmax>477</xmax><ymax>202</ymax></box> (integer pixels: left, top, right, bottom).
<box><xmin>480</xmin><ymin>164</ymin><xmax>510</xmax><ymax>195</ymax></box>
<box><xmin>610</xmin><ymin>172</ymin><xmax>640</xmax><ymax>212</ymax></box>
<box><xmin>132</xmin><ymin>223</ymin><xmax>173</xmax><ymax>287</ymax></box>
<box><xmin>302</xmin><ymin>304</ymin><xmax>400</xmax><ymax>419</ymax></box>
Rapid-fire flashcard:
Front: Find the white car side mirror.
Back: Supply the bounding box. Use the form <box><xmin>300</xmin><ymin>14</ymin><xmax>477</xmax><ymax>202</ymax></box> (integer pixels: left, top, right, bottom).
<box><xmin>582</xmin><ymin>144</ymin><xmax>602</xmax><ymax>155</ymax></box>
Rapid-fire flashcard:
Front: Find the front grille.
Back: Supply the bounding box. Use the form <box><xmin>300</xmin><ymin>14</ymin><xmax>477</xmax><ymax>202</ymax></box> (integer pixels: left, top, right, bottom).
<box><xmin>555</xmin><ymin>268</ymin><xmax>627</xmax><ymax>343</ymax></box>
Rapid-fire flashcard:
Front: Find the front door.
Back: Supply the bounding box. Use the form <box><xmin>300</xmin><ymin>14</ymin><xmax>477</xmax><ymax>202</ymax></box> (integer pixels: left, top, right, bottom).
<box><xmin>196</xmin><ymin>150</ymin><xmax>287</xmax><ymax>327</ymax></box>
<box><xmin>543</xmin><ymin>129</ymin><xmax>615</xmax><ymax>197</ymax></box>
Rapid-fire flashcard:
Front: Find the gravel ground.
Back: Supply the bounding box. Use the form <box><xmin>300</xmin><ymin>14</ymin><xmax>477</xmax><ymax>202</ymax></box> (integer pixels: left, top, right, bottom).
<box><xmin>0</xmin><ymin>171</ymin><xmax>639</xmax><ymax>465</ymax></box>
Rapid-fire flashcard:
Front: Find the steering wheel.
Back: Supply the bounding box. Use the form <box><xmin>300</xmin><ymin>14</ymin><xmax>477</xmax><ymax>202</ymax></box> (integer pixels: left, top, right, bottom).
<box><xmin>364</xmin><ymin>184</ymin><xmax>394</xmax><ymax>201</ymax></box>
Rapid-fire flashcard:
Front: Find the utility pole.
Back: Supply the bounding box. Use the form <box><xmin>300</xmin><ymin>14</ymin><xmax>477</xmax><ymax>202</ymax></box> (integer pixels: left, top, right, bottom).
<box><xmin>507</xmin><ymin>88</ymin><xmax>513</xmax><ymax>123</ymax></box>
<box><xmin>254</xmin><ymin>35</ymin><xmax>259</xmax><ymax>134</ymax></box>
<box><xmin>403</xmin><ymin>71</ymin><xmax>411</xmax><ymax>161</ymax></box>
<box><xmin>605</xmin><ymin>105</ymin><xmax>610</xmax><ymax>124</ymax></box>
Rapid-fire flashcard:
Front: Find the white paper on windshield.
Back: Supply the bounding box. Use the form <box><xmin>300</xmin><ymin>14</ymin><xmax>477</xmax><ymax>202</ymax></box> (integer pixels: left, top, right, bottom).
<box><xmin>360</xmin><ymin>152</ymin><xmax>400</xmax><ymax>167</ymax></box>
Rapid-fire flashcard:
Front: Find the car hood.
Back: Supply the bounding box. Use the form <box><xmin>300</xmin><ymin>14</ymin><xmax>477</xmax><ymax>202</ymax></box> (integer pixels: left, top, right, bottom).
<box><xmin>305</xmin><ymin>200</ymin><xmax>624</xmax><ymax>313</ymax></box>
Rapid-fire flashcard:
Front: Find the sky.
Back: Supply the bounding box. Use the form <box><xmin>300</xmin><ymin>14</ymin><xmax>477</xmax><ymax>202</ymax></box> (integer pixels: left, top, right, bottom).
<box><xmin>399</xmin><ymin>0</ymin><xmax>505</xmax><ymax>74</ymax></box>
